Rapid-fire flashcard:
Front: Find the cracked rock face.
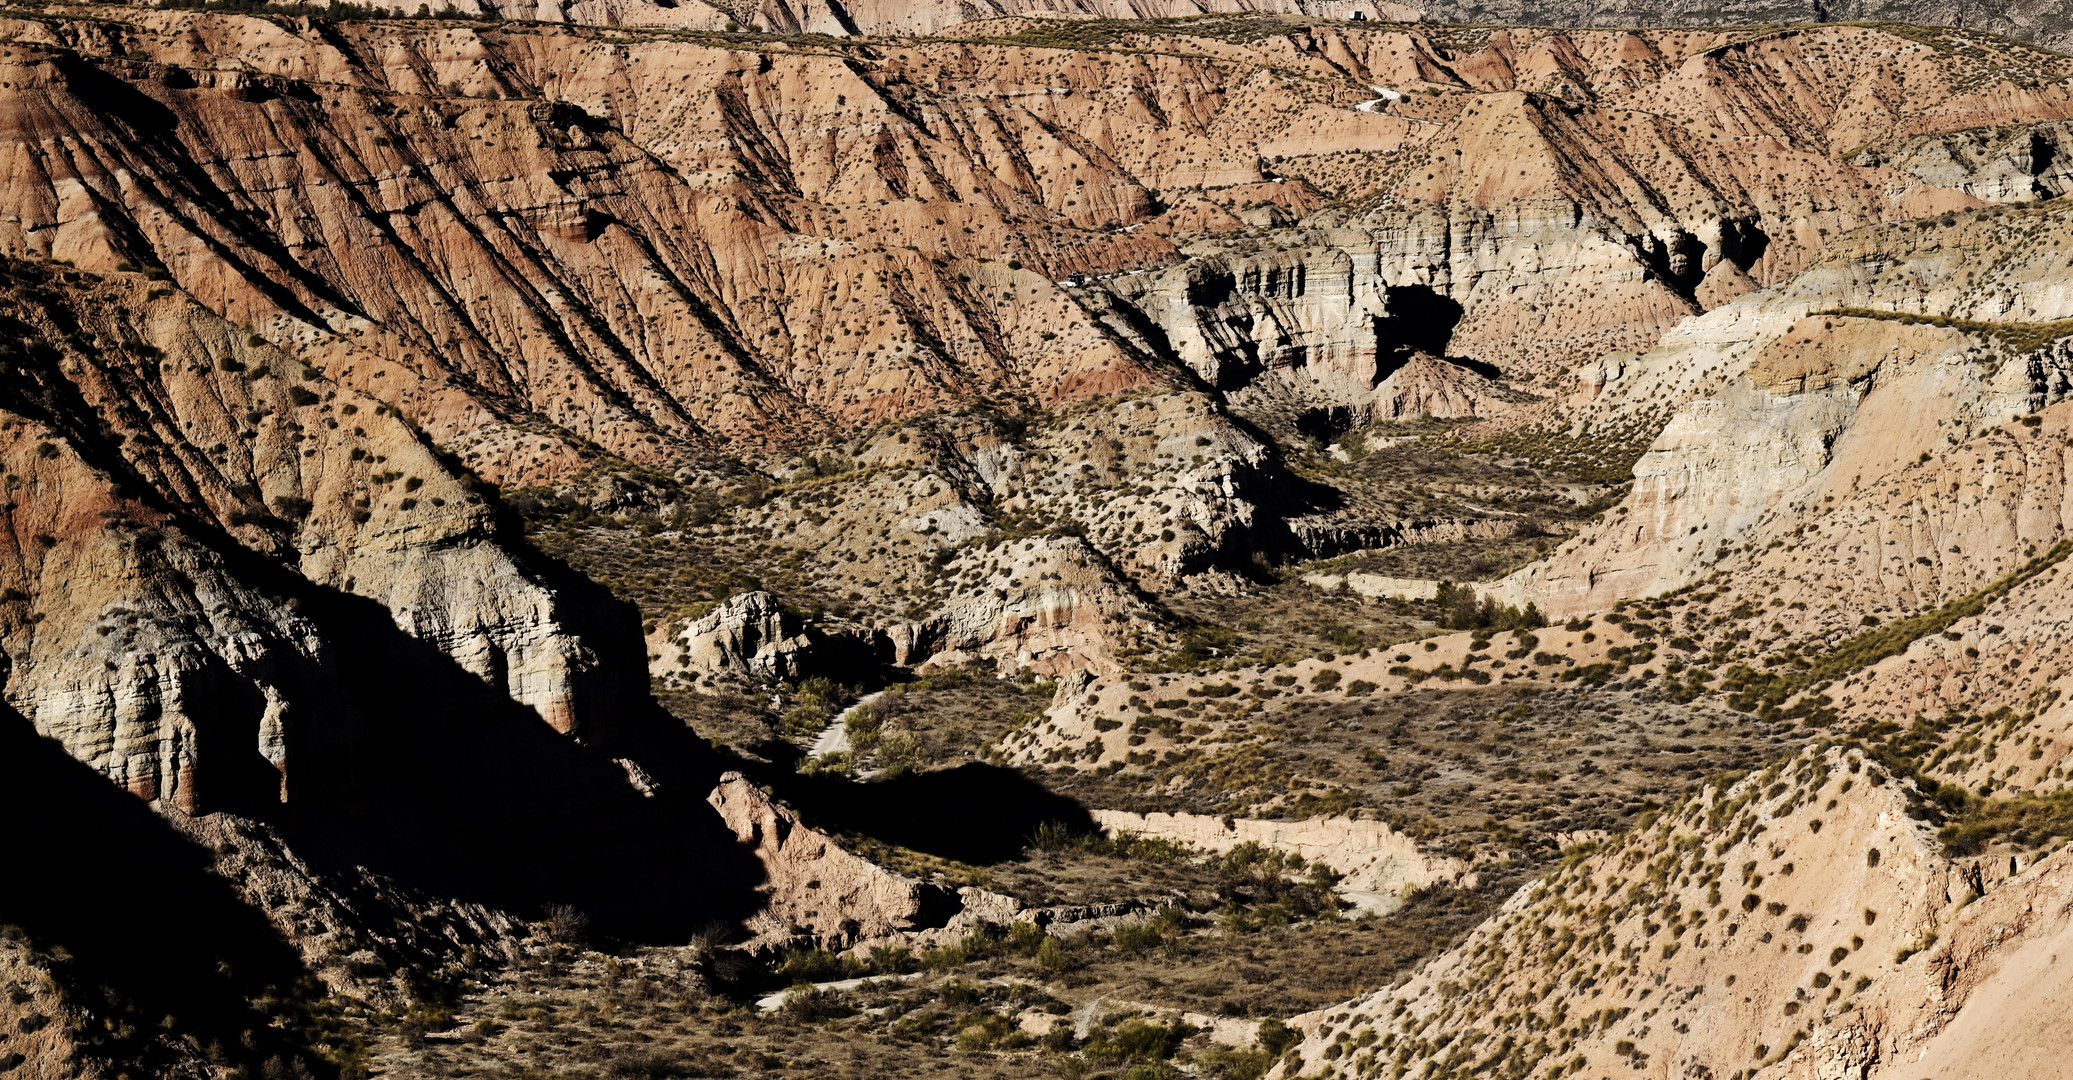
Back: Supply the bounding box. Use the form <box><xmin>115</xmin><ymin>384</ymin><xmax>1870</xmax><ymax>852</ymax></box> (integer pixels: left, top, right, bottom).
<box><xmin>1099</xmin><ymin>243</ymin><xmax>1521</xmax><ymax>425</ymax></box>
<box><xmin>0</xmin><ymin>14</ymin><xmax>2056</xmax><ymax>494</ymax></box>
<box><xmin>651</xmin><ymin>591</ymin><xmax>827</xmax><ymax>685</ymax></box>
<box><xmin>15</xmin><ymin>13</ymin><xmax>2073</xmax><ymax>1071</ymax></box>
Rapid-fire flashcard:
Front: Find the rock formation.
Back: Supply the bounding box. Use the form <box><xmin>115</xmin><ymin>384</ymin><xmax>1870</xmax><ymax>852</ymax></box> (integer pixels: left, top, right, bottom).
<box><xmin>707</xmin><ymin>772</ymin><xmax>946</xmax><ymax>942</ymax></box>
<box><xmin>1410</xmin><ymin>0</ymin><xmax>2073</xmax><ymax>54</ymax></box>
<box><xmin>447</xmin><ymin>0</ymin><xmax>2073</xmax><ymax>57</ymax></box>
<box><xmin>9</xmin><ymin>8</ymin><xmax>2073</xmax><ymax>1075</ymax></box>
<box><xmin>650</xmin><ymin>590</ymin><xmax>888</xmax><ymax>687</ymax></box>
<box><xmin>1096</xmin><ymin>243</ymin><xmax>1522</xmax><ymax>426</ymax></box>
<box><xmin>0</xmin><ymin>260</ymin><xmax>643</xmax><ymax>816</ymax></box>
<box><xmin>1509</xmin><ymin>203</ymin><xmax>2073</xmax><ymax>619</ymax></box>
<box><xmin>0</xmin><ymin>12</ymin><xmax>2054</xmax><ymax>490</ymax></box>
<box><xmin>1773</xmin><ymin>835</ymin><xmax>2073</xmax><ymax>1079</ymax></box>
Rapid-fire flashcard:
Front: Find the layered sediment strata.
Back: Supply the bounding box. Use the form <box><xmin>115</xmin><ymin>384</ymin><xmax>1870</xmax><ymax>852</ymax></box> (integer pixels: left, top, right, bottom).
<box><xmin>0</xmin><ymin>263</ymin><xmax>640</xmax><ymax>815</ymax></box>
<box><xmin>1511</xmin><ymin>203</ymin><xmax>2073</xmax><ymax>620</ymax></box>
<box><xmin>0</xmin><ymin>15</ymin><xmax>2060</xmax><ymax>488</ymax></box>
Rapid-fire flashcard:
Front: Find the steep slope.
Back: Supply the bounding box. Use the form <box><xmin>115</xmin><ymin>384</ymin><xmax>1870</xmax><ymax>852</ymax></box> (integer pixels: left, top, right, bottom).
<box><xmin>1265</xmin><ymin>160</ymin><xmax>2073</xmax><ymax>1080</ymax></box>
<box><xmin>1510</xmin><ymin>202</ymin><xmax>2073</xmax><ymax>618</ymax></box>
<box><xmin>13</xmin><ymin>11</ymin><xmax>2073</xmax><ymax>1078</ymax></box>
<box><xmin>0</xmin><ymin>13</ymin><xmax>2064</xmax><ymax>488</ymax></box>
<box><xmin>0</xmin><ymin>258</ymin><xmax>639</xmax><ymax>799</ymax></box>
<box><xmin>0</xmin><ymin>708</ymin><xmax>341</xmax><ymax>1080</ymax></box>
<box><xmin>0</xmin><ymin>256</ymin><xmax>790</xmax><ymax>950</ymax></box>
<box><xmin>474</xmin><ymin>0</ymin><xmax>2073</xmax><ymax>55</ymax></box>
<box><xmin>1070</xmin><ymin>19</ymin><xmax>2073</xmax><ymax>397</ymax></box>
<box><xmin>551</xmin><ymin>0</ymin><xmax>1417</xmax><ymax>35</ymax></box>
<box><xmin>1776</xmin><ymin>827</ymin><xmax>2073</xmax><ymax>1080</ymax></box>
<box><xmin>1278</xmin><ymin>745</ymin><xmax>2038</xmax><ymax>1080</ymax></box>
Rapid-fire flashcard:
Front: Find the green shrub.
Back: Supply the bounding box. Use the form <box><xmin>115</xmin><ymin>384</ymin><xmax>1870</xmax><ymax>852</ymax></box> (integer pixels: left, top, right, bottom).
<box><xmin>1035</xmin><ymin>936</ymin><xmax>1078</xmax><ymax>974</ymax></box>
<box><xmin>844</xmin><ymin>702</ymin><xmax>883</xmax><ymax>748</ymax></box>
<box><xmin>781</xmin><ymin>985</ymin><xmax>849</xmax><ymax>1022</ymax></box>
<box><xmin>1084</xmin><ymin>1018</ymin><xmax>1196</xmax><ymax>1064</ymax></box>
<box><xmin>937</xmin><ymin>979</ymin><xmax>980</xmax><ymax>1007</ymax></box>
<box><xmin>1007</xmin><ymin>921</ymin><xmax>1046</xmax><ymax>956</ymax></box>
<box><xmin>954</xmin><ymin>1011</ymin><xmax>1020</xmax><ymax>1051</ymax></box>
<box><xmin>1432</xmin><ymin>582</ymin><xmax>1547</xmax><ymax>631</ymax></box>
<box><xmin>921</xmin><ymin>944</ymin><xmax>968</xmax><ymax>972</ymax></box>
<box><xmin>868</xmin><ymin>945</ymin><xmax>915</xmax><ymax>974</ymax></box>
<box><xmin>1112</xmin><ymin>922</ymin><xmax>1163</xmax><ymax>954</ymax></box>
<box><xmin>776</xmin><ymin>947</ymin><xmax>843</xmax><ymax>982</ymax></box>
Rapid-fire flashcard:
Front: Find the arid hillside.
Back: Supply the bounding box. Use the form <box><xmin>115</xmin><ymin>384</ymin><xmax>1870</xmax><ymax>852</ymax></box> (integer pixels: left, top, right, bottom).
<box><xmin>0</xmin><ymin>11</ymin><xmax>2067</xmax><ymax>480</ymax></box>
<box><xmin>371</xmin><ymin>0</ymin><xmax>2073</xmax><ymax>58</ymax></box>
<box><xmin>9</xmin><ymin>8</ymin><xmax>2073</xmax><ymax>1080</ymax></box>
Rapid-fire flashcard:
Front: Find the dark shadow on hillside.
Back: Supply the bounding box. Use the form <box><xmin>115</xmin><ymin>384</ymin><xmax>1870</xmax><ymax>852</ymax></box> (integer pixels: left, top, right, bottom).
<box><xmin>238</xmin><ymin>545</ymin><xmax>770</xmax><ymax>943</ymax></box>
<box><xmin>0</xmin><ymin>709</ymin><xmax>320</xmax><ymax>1076</ymax></box>
<box><xmin>1378</xmin><ymin>285</ymin><xmax>1463</xmax><ymax>356</ymax></box>
<box><xmin>0</xmin><ymin>288</ymin><xmax>769</xmax><ymax>948</ymax></box>
<box><xmin>1295</xmin><ymin>403</ymin><xmax>1359</xmax><ymax>445</ymax></box>
<box><xmin>744</xmin><ymin>761</ymin><xmax>1098</xmax><ymax>866</ymax></box>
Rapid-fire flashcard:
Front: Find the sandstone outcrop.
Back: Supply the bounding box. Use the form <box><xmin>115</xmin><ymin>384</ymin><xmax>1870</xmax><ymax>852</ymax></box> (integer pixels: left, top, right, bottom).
<box><xmin>862</xmin><ymin>887</ymin><xmax>1182</xmax><ymax>953</ymax></box>
<box><xmin>0</xmin><ymin>261</ymin><xmax>643</xmax><ymax>817</ymax></box>
<box><xmin>888</xmin><ymin>535</ymin><xmax>1145</xmax><ymax>676</ymax></box>
<box><xmin>1770</xmin><ymin>838</ymin><xmax>2073</xmax><ymax>1080</ymax></box>
<box><xmin>691</xmin><ymin>389</ymin><xmax>1356</xmax><ymax>673</ymax></box>
<box><xmin>1062</xmin><ymin>22</ymin><xmax>2073</xmax><ymax>396</ymax></box>
<box><xmin>13</xmin><ymin>11</ymin><xmax>2073</xmax><ymax>1074</ymax></box>
<box><xmin>0</xmin><ymin>706</ymin><xmax>359</xmax><ymax>1080</ymax></box>
<box><xmin>649</xmin><ymin>590</ymin><xmax>888</xmax><ymax>687</ymax></box>
<box><xmin>1299</xmin><ymin>571</ymin><xmax>1440</xmax><ymax>600</ymax></box>
<box><xmin>552</xmin><ymin>1</ymin><xmax>1414</xmax><ymax>37</ymax></box>
<box><xmin>707</xmin><ymin>771</ymin><xmax>944</xmax><ymax>942</ymax></box>
<box><xmin>491</xmin><ymin>0</ymin><xmax>2073</xmax><ymax>58</ymax></box>
<box><xmin>1865</xmin><ymin>119</ymin><xmax>2073</xmax><ymax>205</ymax></box>
<box><xmin>0</xmin><ymin>258</ymin><xmax>781</xmax><ymax>974</ymax></box>
<box><xmin>1511</xmin><ymin>203</ymin><xmax>2073</xmax><ymax>620</ymax></box>
<box><xmin>1096</xmin><ymin>243</ymin><xmax>1522</xmax><ymax>424</ymax></box>
<box><xmin>1410</xmin><ymin>0</ymin><xmax>2073</xmax><ymax>54</ymax></box>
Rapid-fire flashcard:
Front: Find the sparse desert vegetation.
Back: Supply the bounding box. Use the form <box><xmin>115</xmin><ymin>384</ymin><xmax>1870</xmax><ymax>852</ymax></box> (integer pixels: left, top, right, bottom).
<box><xmin>11</xmin><ymin>9</ymin><xmax>2073</xmax><ymax>1080</ymax></box>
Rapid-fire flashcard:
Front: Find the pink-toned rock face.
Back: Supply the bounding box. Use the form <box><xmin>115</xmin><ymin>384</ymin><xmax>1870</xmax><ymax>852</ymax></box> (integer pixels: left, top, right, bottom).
<box><xmin>0</xmin><ymin>13</ymin><xmax>2058</xmax><ymax>495</ymax></box>
<box><xmin>706</xmin><ymin>771</ymin><xmax>932</xmax><ymax>941</ymax></box>
<box><xmin>18</xmin><ymin>20</ymin><xmax>2073</xmax><ymax>1071</ymax></box>
<box><xmin>1785</xmin><ymin>841</ymin><xmax>2073</xmax><ymax>1080</ymax></box>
